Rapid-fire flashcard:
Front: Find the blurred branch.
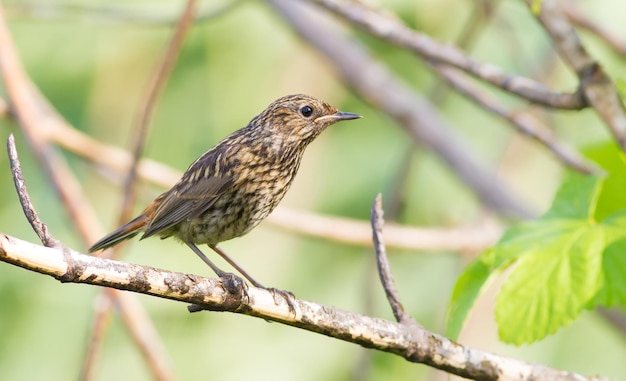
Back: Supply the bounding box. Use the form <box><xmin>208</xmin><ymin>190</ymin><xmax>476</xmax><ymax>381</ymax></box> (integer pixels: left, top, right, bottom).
<box><xmin>269</xmin><ymin>0</ymin><xmax>533</xmax><ymax>218</ymax></box>
<box><xmin>598</xmin><ymin>307</ymin><xmax>626</xmax><ymax>340</ymax></box>
<box><xmin>79</xmin><ymin>294</ymin><xmax>113</xmax><ymax>381</ymax></box>
<box><xmin>0</xmin><ymin>5</ymin><xmax>176</xmax><ymax>380</ymax></box>
<box><xmin>299</xmin><ymin>0</ymin><xmax>597</xmax><ymax>176</ymax></box>
<box><xmin>50</xmin><ymin>119</ymin><xmax>181</xmax><ymax>188</ymax></box>
<box><xmin>0</xmin><ymin>233</ymin><xmax>608</xmax><ymax>381</ymax></box>
<box><xmin>526</xmin><ymin>0</ymin><xmax>626</xmax><ymax>152</ymax></box>
<box><xmin>433</xmin><ymin>64</ymin><xmax>599</xmax><ymax>175</ymax></box>
<box><xmin>82</xmin><ymin>1</ymin><xmax>198</xmax><ymax>379</ymax></box>
<box><xmin>4</xmin><ymin>0</ymin><xmax>239</xmax><ymax>25</ymax></box>
<box><xmin>122</xmin><ymin>0</ymin><xmax>198</xmax><ymax>226</ymax></box>
<box><xmin>306</xmin><ymin>0</ymin><xmax>585</xmax><ymax>110</ymax></box>
<box><xmin>427</xmin><ymin>0</ymin><xmax>498</xmax><ymax>104</ymax></box>
<box><xmin>563</xmin><ymin>5</ymin><xmax>626</xmax><ymax>57</ymax></box>
<box><xmin>270</xmin><ymin>207</ymin><xmax>500</xmax><ymax>253</ymax></box>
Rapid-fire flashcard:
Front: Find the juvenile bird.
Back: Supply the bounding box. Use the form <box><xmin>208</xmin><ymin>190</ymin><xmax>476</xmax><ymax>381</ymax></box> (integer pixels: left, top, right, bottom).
<box><xmin>89</xmin><ymin>94</ymin><xmax>361</xmax><ymax>288</ymax></box>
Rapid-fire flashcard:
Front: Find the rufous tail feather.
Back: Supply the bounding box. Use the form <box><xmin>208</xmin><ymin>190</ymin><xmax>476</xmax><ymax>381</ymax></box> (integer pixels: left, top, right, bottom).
<box><xmin>89</xmin><ymin>214</ymin><xmax>149</xmax><ymax>252</ymax></box>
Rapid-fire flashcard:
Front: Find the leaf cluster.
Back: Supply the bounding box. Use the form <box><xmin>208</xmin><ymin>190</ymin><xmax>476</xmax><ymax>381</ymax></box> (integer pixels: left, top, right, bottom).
<box><xmin>448</xmin><ymin>143</ymin><xmax>626</xmax><ymax>344</ymax></box>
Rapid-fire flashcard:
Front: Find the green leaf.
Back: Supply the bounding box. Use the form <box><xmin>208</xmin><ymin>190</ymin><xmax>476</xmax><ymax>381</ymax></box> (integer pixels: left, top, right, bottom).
<box><xmin>584</xmin><ymin>141</ymin><xmax>626</xmax><ymax>173</ymax></box>
<box><xmin>493</xmin><ymin>219</ymin><xmax>583</xmax><ymax>266</ymax></box>
<box><xmin>589</xmin><ymin>212</ymin><xmax>626</xmax><ymax>307</ymax></box>
<box><xmin>584</xmin><ymin>142</ymin><xmax>626</xmax><ymax>221</ymax></box>
<box><xmin>448</xmin><ymin>142</ymin><xmax>626</xmax><ymax>343</ymax></box>
<box><xmin>446</xmin><ymin>250</ymin><xmax>496</xmax><ymax>340</ymax></box>
<box><xmin>543</xmin><ymin>174</ymin><xmax>601</xmax><ymax>221</ymax></box>
<box><xmin>495</xmin><ymin>224</ymin><xmax>604</xmax><ymax>344</ymax></box>
<box><xmin>593</xmin><ymin>174</ymin><xmax>626</xmax><ymax>222</ymax></box>
<box><xmin>591</xmin><ymin>238</ymin><xmax>626</xmax><ymax>307</ymax></box>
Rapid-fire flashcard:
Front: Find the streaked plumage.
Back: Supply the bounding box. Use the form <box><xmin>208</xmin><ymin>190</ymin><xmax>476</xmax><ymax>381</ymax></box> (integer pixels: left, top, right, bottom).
<box><xmin>89</xmin><ymin>94</ymin><xmax>360</xmax><ymax>284</ymax></box>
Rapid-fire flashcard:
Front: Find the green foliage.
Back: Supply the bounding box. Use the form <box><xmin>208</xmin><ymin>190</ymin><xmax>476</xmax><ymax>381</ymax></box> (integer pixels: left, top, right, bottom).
<box><xmin>446</xmin><ymin>249</ymin><xmax>496</xmax><ymax>339</ymax></box>
<box><xmin>448</xmin><ymin>142</ymin><xmax>626</xmax><ymax>344</ymax></box>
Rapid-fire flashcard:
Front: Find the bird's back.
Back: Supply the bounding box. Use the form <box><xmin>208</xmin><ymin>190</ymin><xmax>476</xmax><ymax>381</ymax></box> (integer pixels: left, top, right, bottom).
<box><xmin>148</xmin><ymin>130</ymin><xmax>305</xmax><ymax>246</ymax></box>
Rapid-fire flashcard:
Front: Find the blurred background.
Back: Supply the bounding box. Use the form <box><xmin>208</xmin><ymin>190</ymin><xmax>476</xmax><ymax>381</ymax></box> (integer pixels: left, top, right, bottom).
<box><xmin>0</xmin><ymin>0</ymin><xmax>625</xmax><ymax>380</ymax></box>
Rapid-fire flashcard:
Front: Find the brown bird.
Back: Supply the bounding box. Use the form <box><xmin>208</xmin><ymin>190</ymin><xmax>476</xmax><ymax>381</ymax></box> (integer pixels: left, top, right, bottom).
<box><xmin>89</xmin><ymin>94</ymin><xmax>361</xmax><ymax>288</ymax></box>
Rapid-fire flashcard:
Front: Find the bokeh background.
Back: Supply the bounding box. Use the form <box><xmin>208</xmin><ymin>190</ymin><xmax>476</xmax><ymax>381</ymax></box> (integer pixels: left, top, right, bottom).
<box><xmin>1</xmin><ymin>0</ymin><xmax>625</xmax><ymax>380</ymax></box>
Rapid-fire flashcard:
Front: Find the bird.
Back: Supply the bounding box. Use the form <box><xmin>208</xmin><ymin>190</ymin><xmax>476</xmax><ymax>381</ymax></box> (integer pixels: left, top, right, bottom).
<box><xmin>89</xmin><ymin>94</ymin><xmax>361</xmax><ymax>289</ymax></box>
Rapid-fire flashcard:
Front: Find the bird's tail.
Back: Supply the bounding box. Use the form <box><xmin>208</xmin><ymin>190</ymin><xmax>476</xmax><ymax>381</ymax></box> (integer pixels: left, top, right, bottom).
<box><xmin>88</xmin><ymin>214</ymin><xmax>149</xmax><ymax>252</ymax></box>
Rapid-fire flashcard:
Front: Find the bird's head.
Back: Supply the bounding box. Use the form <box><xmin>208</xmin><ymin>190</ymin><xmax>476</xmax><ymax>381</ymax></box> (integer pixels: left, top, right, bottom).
<box><xmin>251</xmin><ymin>94</ymin><xmax>361</xmax><ymax>148</ymax></box>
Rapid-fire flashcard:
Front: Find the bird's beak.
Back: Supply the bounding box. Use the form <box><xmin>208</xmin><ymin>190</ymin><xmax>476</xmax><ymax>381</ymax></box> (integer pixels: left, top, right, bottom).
<box><xmin>315</xmin><ymin>111</ymin><xmax>362</xmax><ymax>124</ymax></box>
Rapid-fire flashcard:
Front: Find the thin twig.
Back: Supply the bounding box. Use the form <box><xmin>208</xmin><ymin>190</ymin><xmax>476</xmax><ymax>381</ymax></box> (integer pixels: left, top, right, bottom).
<box><xmin>6</xmin><ymin>134</ymin><xmax>57</xmax><ymax>247</ymax></box>
<box><xmin>370</xmin><ymin>194</ymin><xmax>409</xmax><ymax>323</ymax></box>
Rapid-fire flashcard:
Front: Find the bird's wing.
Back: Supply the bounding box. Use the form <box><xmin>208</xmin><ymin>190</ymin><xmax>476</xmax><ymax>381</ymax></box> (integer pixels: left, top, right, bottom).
<box><xmin>142</xmin><ymin>152</ymin><xmax>235</xmax><ymax>239</ymax></box>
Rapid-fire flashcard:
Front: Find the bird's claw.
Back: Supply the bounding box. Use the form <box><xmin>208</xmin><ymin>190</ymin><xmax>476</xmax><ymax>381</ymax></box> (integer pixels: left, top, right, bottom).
<box><xmin>187</xmin><ymin>272</ymin><xmax>248</xmax><ymax>313</ymax></box>
<box><xmin>266</xmin><ymin>287</ymin><xmax>297</xmax><ymax>315</ymax></box>
<box><xmin>219</xmin><ymin>271</ymin><xmax>248</xmax><ymax>297</ymax></box>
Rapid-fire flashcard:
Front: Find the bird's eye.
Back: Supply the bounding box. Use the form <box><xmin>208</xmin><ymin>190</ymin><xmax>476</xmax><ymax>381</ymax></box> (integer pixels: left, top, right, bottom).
<box><xmin>299</xmin><ymin>105</ymin><xmax>313</xmax><ymax>118</ymax></box>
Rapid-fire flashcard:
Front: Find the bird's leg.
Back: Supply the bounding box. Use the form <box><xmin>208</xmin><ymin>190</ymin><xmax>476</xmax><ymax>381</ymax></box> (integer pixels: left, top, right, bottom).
<box><xmin>210</xmin><ymin>244</ymin><xmax>297</xmax><ymax>314</ymax></box>
<box><xmin>185</xmin><ymin>241</ymin><xmax>247</xmax><ymax>298</ymax></box>
<box><xmin>209</xmin><ymin>244</ymin><xmax>264</xmax><ymax>287</ymax></box>
<box><xmin>186</xmin><ymin>241</ymin><xmax>229</xmax><ymax>277</ymax></box>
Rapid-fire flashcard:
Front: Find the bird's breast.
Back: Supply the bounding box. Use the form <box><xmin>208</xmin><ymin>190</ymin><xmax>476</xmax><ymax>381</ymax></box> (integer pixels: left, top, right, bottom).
<box><xmin>179</xmin><ymin>157</ymin><xmax>301</xmax><ymax>245</ymax></box>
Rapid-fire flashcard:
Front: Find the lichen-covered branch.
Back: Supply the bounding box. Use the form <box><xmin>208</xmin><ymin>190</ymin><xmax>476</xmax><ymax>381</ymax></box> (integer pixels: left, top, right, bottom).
<box><xmin>0</xmin><ymin>233</ymin><xmax>607</xmax><ymax>381</ymax></box>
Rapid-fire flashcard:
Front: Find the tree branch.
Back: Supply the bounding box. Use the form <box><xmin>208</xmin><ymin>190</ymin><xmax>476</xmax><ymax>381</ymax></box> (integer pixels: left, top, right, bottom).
<box><xmin>563</xmin><ymin>5</ymin><xmax>626</xmax><ymax>57</ymax></box>
<box><xmin>0</xmin><ymin>233</ymin><xmax>607</xmax><ymax>381</ymax></box>
<box><xmin>370</xmin><ymin>194</ymin><xmax>410</xmax><ymax>323</ymax></box>
<box><xmin>6</xmin><ymin>134</ymin><xmax>58</xmax><ymax>247</ymax></box>
<box><xmin>0</xmin><ymin>149</ymin><xmax>606</xmax><ymax>380</ymax></box>
<box><xmin>306</xmin><ymin>0</ymin><xmax>585</xmax><ymax>109</ymax></box>
<box><xmin>432</xmin><ymin>64</ymin><xmax>599</xmax><ymax>175</ymax></box>
<box><xmin>526</xmin><ymin>0</ymin><xmax>626</xmax><ymax>151</ymax></box>
<box><xmin>269</xmin><ymin>0</ymin><xmax>533</xmax><ymax>218</ymax></box>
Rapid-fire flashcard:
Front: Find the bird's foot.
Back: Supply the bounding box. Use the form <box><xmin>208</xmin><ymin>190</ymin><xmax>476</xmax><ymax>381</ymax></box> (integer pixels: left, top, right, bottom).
<box><xmin>219</xmin><ymin>271</ymin><xmax>249</xmax><ymax>298</ymax></box>
<box><xmin>187</xmin><ymin>272</ymin><xmax>249</xmax><ymax>313</ymax></box>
